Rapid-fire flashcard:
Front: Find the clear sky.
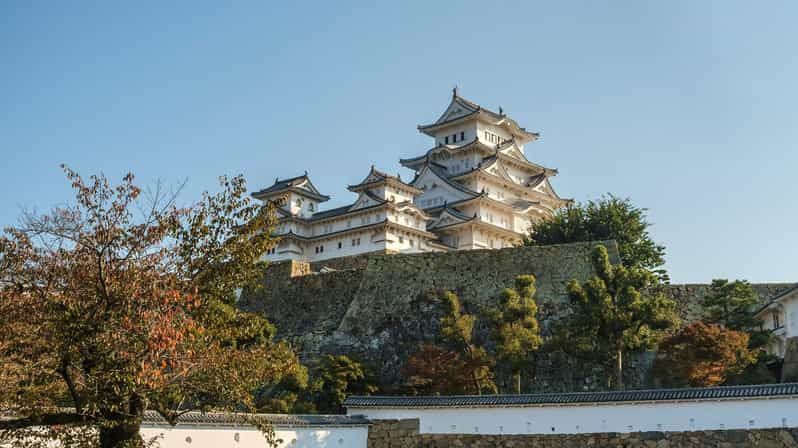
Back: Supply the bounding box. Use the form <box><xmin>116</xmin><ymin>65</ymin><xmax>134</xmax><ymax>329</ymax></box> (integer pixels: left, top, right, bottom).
<box><xmin>1</xmin><ymin>1</ymin><xmax>796</xmax><ymax>283</ymax></box>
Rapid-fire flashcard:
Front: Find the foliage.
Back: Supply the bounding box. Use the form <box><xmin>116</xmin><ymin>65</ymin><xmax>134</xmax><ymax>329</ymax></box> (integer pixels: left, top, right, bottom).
<box><xmin>0</xmin><ymin>167</ymin><xmax>301</xmax><ymax>448</ymax></box>
<box><xmin>486</xmin><ymin>275</ymin><xmax>542</xmax><ymax>394</ymax></box>
<box><xmin>524</xmin><ymin>194</ymin><xmax>667</xmax><ymax>281</ymax></box>
<box><xmin>438</xmin><ymin>291</ymin><xmax>496</xmax><ymax>395</ymax></box>
<box><xmin>254</xmin><ymin>365</ymin><xmax>314</xmax><ymax>414</ymax></box>
<box><xmin>561</xmin><ymin>245</ymin><xmax>679</xmax><ymax>390</ymax></box>
<box><xmin>703</xmin><ymin>279</ymin><xmax>767</xmax><ymax>343</ymax></box>
<box><xmin>310</xmin><ymin>355</ymin><xmax>376</xmax><ymax>414</ymax></box>
<box><xmin>654</xmin><ymin>322</ymin><xmax>756</xmax><ymax>387</ymax></box>
<box><xmin>400</xmin><ymin>344</ymin><xmax>476</xmax><ymax>395</ymax></box>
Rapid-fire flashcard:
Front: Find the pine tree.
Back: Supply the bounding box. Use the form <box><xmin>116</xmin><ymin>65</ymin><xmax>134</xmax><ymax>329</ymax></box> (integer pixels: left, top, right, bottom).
<box><xmin>488</xmin><ymin>275</ymin><xmax>542</xmax><ymax>394</ymax></box>
<box><xmin>562</xmin><ymin>245</ymin><xmax>679</xmax><ymax>390</ymax></box>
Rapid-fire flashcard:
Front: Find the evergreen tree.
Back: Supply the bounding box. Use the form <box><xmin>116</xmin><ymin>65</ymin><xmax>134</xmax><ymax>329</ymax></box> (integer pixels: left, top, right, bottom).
<box><xmin>487</xmin><ymin>275</ymin><xmax>542</xmax><ymax>394</ymax></box>
<box><xmin>525</xmin><ymin>195</ymin><xmax>667</xmax><ymax>281</ymax></box>
<box><xmin>311</xmin><ymin>355</ymin><xmax>376</xmax><ymax>414</ymax></box>
<box><xmin>703</xmin><ymin>279</ymin><xmax>760</xmax><ymax>333</ymax></box>
<box><xmin>438</xmin><ymin>291</ymin><xmax>496</xmax><ymax>395</ymax></box>
<box><xmin>562</xmin><ymin>245</ymin><xmax>679</xmax><ymax>390</ymax></box>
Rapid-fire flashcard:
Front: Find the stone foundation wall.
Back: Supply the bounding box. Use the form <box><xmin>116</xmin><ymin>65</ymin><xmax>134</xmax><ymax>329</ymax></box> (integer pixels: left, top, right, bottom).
<box><xmin>366</xmin><ymin>419</ymin><xmax>419</xmax><ymax>448</ymax></box>
<box><xmin>241</xmin><ymin>241</ymin><xmax>624</xmax><ymax>389</ymax></box>
<box><xmin>367</xmin><ymin>420</ymin><xmax>798</xmax><ymax>448</ymax></box>
<box><xmin>240</xmin><ymin>243</ymin><xmax>793</xmax><ymax>390</ymax></box>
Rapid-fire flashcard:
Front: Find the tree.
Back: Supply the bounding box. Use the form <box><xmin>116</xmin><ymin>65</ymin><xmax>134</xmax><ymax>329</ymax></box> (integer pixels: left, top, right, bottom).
<box><xmin>524</xmin><ymin>195</ymin><xmax>667</xmax><ymax>280</ymax></box>
<box><xmin>310</xmin><ymin>355</ymin><xmax>376</xmax><ymax>414</ymax></box>
<box><xmin>487</xmin><ymin>275</ymin><xmax>542</xmax><ymax>394</ymax></box>
<box><xmin>562</xmin><ymin>245</ymin><xmax>679</xmax><ymax>390</ymax></box>
<box><xmin>703</xmin><ymin>279</ymin><xmax>761</xmax><ymax>333</ymax></box>
<box><xmin>702</xmin><ymin>278</ymin><xmax>776</xmax><ymax>384</ymax></box>
<box><xmin>654</xmin><ymin>322</ymin><xmax>756</xmax><ymax>387</ymax></box>
<box><xmin>0</xmin><ymin>167</ymin><xmax>301</xmax><ymax>448</ymax></box>
<box><xmin>254</xmin><ymin>365</ymin><xmax>314</xmax><ymax>414</ymax></box>
<box><xmin>438</xmin><ymin>291</ymin><xmax>496</xmax><ymax>395</ymax></box>
<box><xmin>400</xmin><ymin>344</ymin><xmax>475</xmax><ymax>395</ymax></box>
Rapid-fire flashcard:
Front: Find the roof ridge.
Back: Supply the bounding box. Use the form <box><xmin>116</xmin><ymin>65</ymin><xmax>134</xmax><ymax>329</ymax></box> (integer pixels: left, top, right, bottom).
<box><xmin>345</xmin><ymin>383</ymin><xmax>798</xmax><ymax>408</ymax></box>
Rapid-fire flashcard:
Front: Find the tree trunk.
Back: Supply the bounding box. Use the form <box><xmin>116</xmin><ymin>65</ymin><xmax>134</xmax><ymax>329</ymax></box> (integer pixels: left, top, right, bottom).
<box><xmin>99</xmin><ymin>396</ymin><xmax>144</xmax><ymax>448</ymax></box>
<box><xmin>614</xmin><ymin>349</ymin><xmax>624</xmax><ymax>390</ymax></box>
<box><xmin>513</xmin><ymin>371</ymin><xmax>521</xmax><ymax>395</ymax></box>
<box><xmin>472</xmin><ymin>371</ymin><xmax>482</xmax><ymax>395</ymax></box>
<box><xmin>99</xmin><ymin>419</ymin><xmax>143</xmax><ymax>448</ymax></box>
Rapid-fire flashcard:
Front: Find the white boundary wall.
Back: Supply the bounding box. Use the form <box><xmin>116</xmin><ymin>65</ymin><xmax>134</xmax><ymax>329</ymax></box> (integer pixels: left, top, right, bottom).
<box><xmin>140</xmin><ymin>424</ymin><xmax>368</xmax><ymax>448</ymax></box>
<box><xmin>348</xmin><ymin>397</ymin><xmax>798</xmax><ymax>435</ymax></box>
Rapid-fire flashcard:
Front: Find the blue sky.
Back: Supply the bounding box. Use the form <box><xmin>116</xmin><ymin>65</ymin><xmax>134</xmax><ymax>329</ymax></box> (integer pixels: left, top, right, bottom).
<box><xmin>1</xmin><ymin>1</ymin><xmax>796</xmax><ymax>283</ymax></box>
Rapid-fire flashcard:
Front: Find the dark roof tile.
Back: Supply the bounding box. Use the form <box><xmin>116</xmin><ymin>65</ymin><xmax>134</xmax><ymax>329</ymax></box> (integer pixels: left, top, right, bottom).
<box><xmin>344</xmin><ymin>383</ymin><xmax>798</xmax><ymax>408</ymax></box>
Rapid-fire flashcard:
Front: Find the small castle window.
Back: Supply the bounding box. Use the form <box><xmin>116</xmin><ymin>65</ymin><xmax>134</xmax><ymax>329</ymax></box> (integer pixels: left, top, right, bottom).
<box><xmin>445</xmin><ymin>136</ymin><xmax>449</xmax><ymax>144</ymax></box>
<box><xmin>308</xmin><ymin>203</ymin><xmax>315</xmax><ymax>212</ymax></box>
<box><xmin>338</xmin><ymin>242</ymin><xmax>342</xmax><ymax>249</ymax></box>
<box><xmin>460</xmin><ymin>131</ymin><xmax>464</xmax><ymax>140</ymax></box>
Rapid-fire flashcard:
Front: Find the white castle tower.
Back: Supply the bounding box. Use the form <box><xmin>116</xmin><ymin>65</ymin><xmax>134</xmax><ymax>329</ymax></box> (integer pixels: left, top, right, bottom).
<box><xmin>254</xmin><ymin>89</ymin><xmax>570</xmax><ymax>262</ymax></box>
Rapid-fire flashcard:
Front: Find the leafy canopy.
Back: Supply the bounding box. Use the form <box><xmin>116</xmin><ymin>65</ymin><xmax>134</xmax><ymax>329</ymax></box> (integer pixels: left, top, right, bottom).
<box><xmin>703</xmin><ymin>279</ymin><xmax>761</xmax><ymax>334</ymax></box>
<box><xmin>438</xmin><ymin>291</ymin><xmax>496</xmax><ymax>395</ymax></box>
<box><xmin>310</xmin><ymin>355</ymin><xmax>376</xmax><ymax>414</ymax></box>
<box><xmin>487</xmin><ymin>275</ymin><xmax>542</xmax><ymax>394</ymax></box>
<box><xmin>654</xmin><ymin>322</ymin><xmax>756</xmax><ymax>387</ymax></box>
<box><xmin>562</xmin><ymin>245</ymin><xmax>678</xmax><ymax>390</ymax></box>
<box><xmin>400</xmin><ymin>344</ymin><xmax>476</xmax><ymax>395</ymax></box>
<box><xmin>525</xmin><ymin>194</ymin><xmax>667</xmax><ymax>280</ymax></box>
<box><xmin>0</xmin><ymin>167</ymin><xmax>300</xmax><ymax>448</ymax></box>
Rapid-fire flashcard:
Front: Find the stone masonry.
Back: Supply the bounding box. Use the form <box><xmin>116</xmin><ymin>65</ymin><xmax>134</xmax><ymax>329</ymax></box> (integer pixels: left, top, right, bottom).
<box><xmin>238</xmin><ymin>242</ymin><xmax>793</xmax><ymax>392</ymax></box>
<box><xmin>366</xmin><ymin>419</ymin><xmax>798</xmax><ymax>448</ymax></box>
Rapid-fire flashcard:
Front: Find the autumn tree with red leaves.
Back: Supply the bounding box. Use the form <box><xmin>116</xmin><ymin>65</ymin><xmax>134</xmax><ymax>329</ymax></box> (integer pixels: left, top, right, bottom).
<box><xmin>654</xmin><ymin>322</ymin><xmax>756</xmax><ymax>387</ymax></box>
<box><xmin>400</xmin><ymin>344</ymin><xmax>476</xmax><ymax>395</ymax></box>
<box><xmin>0</xmin><ymin>167</ymin><xmax>301</xmax><ymax>448</ymax></box>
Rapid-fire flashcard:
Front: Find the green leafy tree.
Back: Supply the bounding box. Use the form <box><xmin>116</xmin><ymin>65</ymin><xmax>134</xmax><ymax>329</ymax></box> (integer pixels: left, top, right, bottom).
<box><xmin>311</xmin><ymin>355</ymin><xmax>376</xmax><ymax>414</ymax></box>
<box><xmin>524</xmin><ymin>195</ymin><xmax>667</xmax><ymax>281</ymax></box>
<box><xmin>487</xmin><ymin>275</ymin><xmax>542</xmax><ymax>394</ymax></box>
<box><xmin>254</xmin><ymin>365</ymin><xmax>314</xmax><ymax>414</ymax></box>
<box><xmin>702</xmin><ymin>278</ymin><xmax>777</xmax><ymax>384</ymax></box>
<box><xmin>438</xmin><ymin>291</ymin><xmax>496</xmax><ymax>395</ymax></box>
<box><xmin>703</xmin><ymin>279</ymin><xmax>761</xmax><ymax>334</ymax></box>
<box><xmin>562</xmin><ymin>245</ymin><xmax>679</xmax><ymax>390</ymax></box>
<box><xmin>0</xmin><ymin>167</ymin><xmax>301</xmax><ymax>448</ymax></box>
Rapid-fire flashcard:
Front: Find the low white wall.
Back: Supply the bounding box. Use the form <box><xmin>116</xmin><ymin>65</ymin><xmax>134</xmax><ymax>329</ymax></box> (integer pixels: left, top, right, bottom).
<box><xmin>348</xmin><ymin>398</ymin><xmax>797</xmax><ymax>435</ymax></box>
<box><xmin>141</xmin><ymin>424</ymin><xmax>368</xmax><ymax>448</ymax></box>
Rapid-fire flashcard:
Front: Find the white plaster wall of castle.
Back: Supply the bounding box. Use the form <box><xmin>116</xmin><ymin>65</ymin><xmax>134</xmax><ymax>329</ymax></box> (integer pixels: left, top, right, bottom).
<box><xmin>286</xmin><ymin>193</ymin><xmax>318</xmax><ymax>219</ymax></box>
<box><xmin>373</xmin><ymin>185</ymin><xmax>415</xmax><ymax>203</ymax></box>
<box><xmin>433</xmin><ymin>124</ymin><xmax>476</xmax><ymax>147</ymax></box>
<box><xmin>503</xmin><ymin>162</ymin><xmax>537</xmax><ymax>186</ymax></box>
<box><xmin>263</xmin><ymin>228</ymin><xmax>387</xmax><ymax>263</ymax></box>
<box><xmin>385</xmin><ymin>229</ymin><xmax>429</xmax><ymax>254</ymax></box>
<box><xmin>348</xmin><ymin>398</ymin><xmax>797</xmax><ymax>436</ymax></box>
<box><xmin>758</xmin><ymin>290</ymin><xmax>798</xmax><ymax>357</ymax></box>
<box><xmin>414</xmin><ymin>179</ymin><xmax>469</xmax><ymax>209</ymax></box>
<box><xmin>476</xmin><ymin>122</ymin><xmax>515</xmax><ymax>149</ymax></box>
<box><xmin>140</xmin><ymin>424</ymin><xmax>368</xmax><ymax>448</ymax></box>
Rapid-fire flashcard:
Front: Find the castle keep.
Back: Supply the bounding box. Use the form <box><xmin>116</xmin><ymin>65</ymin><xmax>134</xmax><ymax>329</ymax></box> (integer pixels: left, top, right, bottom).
<box><xmin>253</xmin><ymin>89</ymin><xmax>569</xmax><ymax>263</ymax></box>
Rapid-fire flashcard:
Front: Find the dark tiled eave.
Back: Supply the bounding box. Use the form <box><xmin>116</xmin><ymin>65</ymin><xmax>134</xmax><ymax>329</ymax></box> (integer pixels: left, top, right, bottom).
<box><xmin>754</xmin><ymin>282</ymin><xmax>798</xmax><ymax>315</ymax></box>
<box><xmin>142</xmin><ymin>410</ymin><xmax>369</xmax><ymax>427</ymax></box>
<box><xmin>344</xmin><ymin>383</ymin><xmax>798</xmax><ymax>409</ymax></box>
